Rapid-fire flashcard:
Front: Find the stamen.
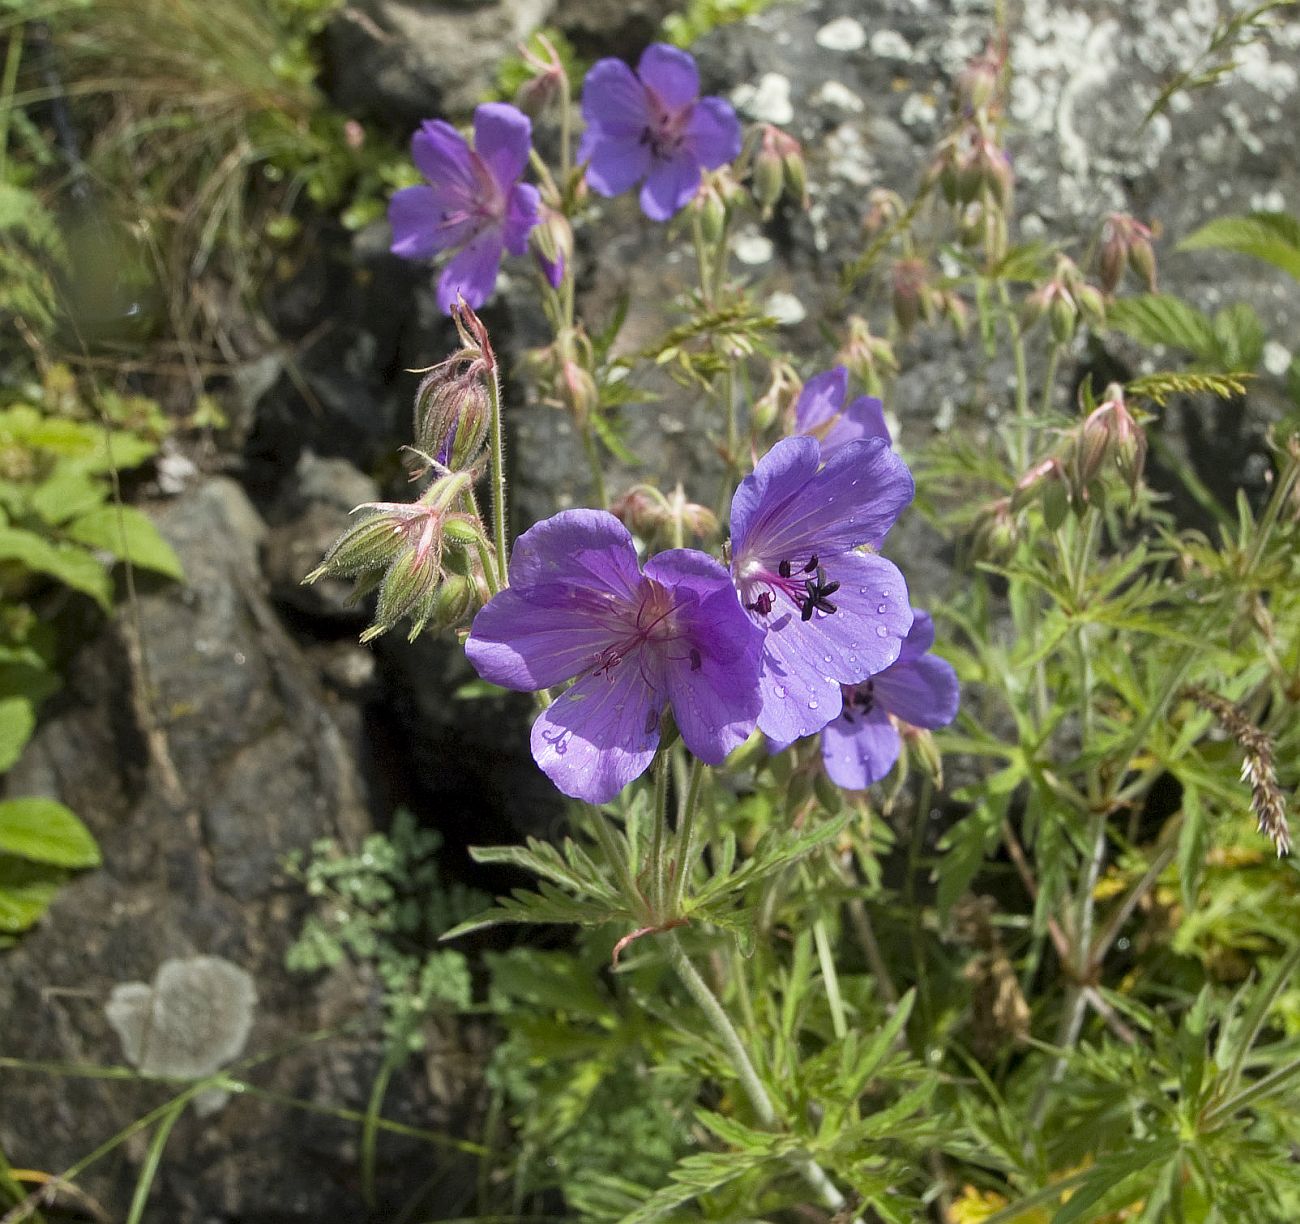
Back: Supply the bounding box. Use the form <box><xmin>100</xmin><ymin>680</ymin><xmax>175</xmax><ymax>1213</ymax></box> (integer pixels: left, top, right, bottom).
<box><xmin>778</xmin><ymin>559</ymin><xmax>792</xmax><ymax>578</ymax></box>
<box><xmin>802</xmin><ymin>554</ymin><xmax>819</xmax><ymax>573</ymax></box>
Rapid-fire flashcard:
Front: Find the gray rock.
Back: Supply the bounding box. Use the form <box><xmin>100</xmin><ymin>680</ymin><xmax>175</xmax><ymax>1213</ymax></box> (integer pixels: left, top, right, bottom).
<box><xmin>0</xmin><ymin>480</ymin><xmax>464</xmax><ymax>1221</ymax></box>
<box><xmin>327</xmin><ymin>0</ymin><xmax>557</xmax><ymax>124</ymax></box>
<box><xmin>263</xmin><ymin>450</ymin><xmax>381</xmax><ymax>623</ymax></box>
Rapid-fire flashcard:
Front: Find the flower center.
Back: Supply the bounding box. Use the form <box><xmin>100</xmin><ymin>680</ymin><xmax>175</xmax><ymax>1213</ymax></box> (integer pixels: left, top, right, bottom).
<box><xmin>642</xmin><ymin>93</ymin><xmax>690</xmax><ymax>160</ymax></box>
<box><xmin>591</xmin><ymin>579</ymin><xmax>684</xmax><ymax>678</ymax></box>
<box><xmin>737</xmin><ymin>553</ymin><xmax>841</xmax><ymax>622</ymax></box>
<box><xmin>840</xmin><ymin>680</ymin><xmax>875</xmax><ymax>724</ymax></box>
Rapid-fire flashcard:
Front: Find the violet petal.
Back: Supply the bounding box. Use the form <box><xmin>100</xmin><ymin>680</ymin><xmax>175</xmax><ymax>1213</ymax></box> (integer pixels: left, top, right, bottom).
<box><xmin>821</xmin><ymin>703</ymin><xmax>900</xmax><ymax>790</ymax></box>
<box><xmin>529</xmin><ymin>663</ymin><xmax>662</xmax><ymax>804</ymax></box>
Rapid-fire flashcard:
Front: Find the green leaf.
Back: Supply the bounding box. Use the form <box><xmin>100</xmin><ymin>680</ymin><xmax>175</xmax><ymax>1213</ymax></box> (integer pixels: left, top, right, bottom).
<box><xmin>1050</xmin><ymin>1141</ymin><xmax>1177</xmax><ymax>1224</ymax></box>
<box><xmin>0</xmin><ymin>525</ymin><xmax>112</xmax><ymax>609</ymax></box>
<box><xmin>28</xmin><ymin>466</ymin><xmax>106</xmax><ymax>526</ymax></box>
<box><xmin>0</xmin><ymin>696</ymin><xmax>35</xmax><ymax>772</ymax></box>
<box><xmin>1105</xmin><ymin>294</ymin><xmax>1217</xmax><ymax>360</ymax></box>
<box><xmin>0</xmin><ymin>797</ymin><xmax>101</xmax><ymax>868</ymax></box>
<box><xmin>1176</xmin><ymin>783</ymin><xmax>1207</xmax><ymax>912</ymax></box>
<box><xmin>63</xmin><ymin>505</ymin><xmax>184</xmax><ymax>580</ymax></box>
<box><xmin>0</xmin><ymin>857</ymin><xmax>66</xmax><ymax>932</ymax></box>
<box><xmin>1179</xmin><ymin>212</ymin><xmax>1300</xmax><ymax>281</ymax></box>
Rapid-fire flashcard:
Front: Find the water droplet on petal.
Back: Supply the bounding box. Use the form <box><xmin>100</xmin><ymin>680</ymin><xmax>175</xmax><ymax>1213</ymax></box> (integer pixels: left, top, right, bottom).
<box><xmin>808</xmin><ymin>698</ymin><xmax>819</xmax><ymax>710</ymax></box>
<box><xmin>859</xmin><ymin>587</ymin><xmax>869</xmax><ymax>595</ymax></box>
<box><xmin>823</xmin><ymin>654</ymin><xmax>832</xmax><ymax>663</ymax></box>
<box><xmin>774</xmin><ymin>684</ymin><xmax>787</xmax><ymax>698</ymax></box>
<box><xmin>876</xmin><ymin>625</ymin><xmax>889</xmax><ymax>637</ymax></box>
<box><xmin>877</xmin><ymin>603</ymin><xmax>887</xmax><ymax>613</ymax></box>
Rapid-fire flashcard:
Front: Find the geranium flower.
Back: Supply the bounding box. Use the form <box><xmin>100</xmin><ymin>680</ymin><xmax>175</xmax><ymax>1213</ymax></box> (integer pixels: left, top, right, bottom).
<box><xmin>817</xmin><ymin>611</ymin><xmax>959</xmax><ymax>788</ymax></box>
<box><xmin>578</xmin><ymin>43</ymin><xmax>742</xmax><ymax>221</ymax></box>
<box><xmin>465</xmin><ymin>510</ymin><xmax>763</xmax><ymax>803</ymax></box>
<box><xmin>795</xmin><ymin>366</ymin><xmax>890</xmax><ymax>455</ymax></box>
<box><xmin>389</xmin><ymin>103</ymin><xmax>540</xmax><ymax>313</ymax></box>
<box><xmin>729</xmin><ymin>436</ymin><xmax>914</xmax><ymax>743</ymax></box>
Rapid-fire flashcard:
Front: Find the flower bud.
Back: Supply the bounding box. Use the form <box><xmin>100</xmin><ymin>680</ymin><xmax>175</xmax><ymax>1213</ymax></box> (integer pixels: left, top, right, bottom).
<box><xmin>559</xmin><ymin>360</ymin><xmax>599</xmax><ymax>426</ymax></box>
<box><xmin>972</xmin><ymin>497</ymin><xmax>1018</xmax><ymax>562</ymax></box>
<box><xmin>1049</xmin><ymin>291</ymin><xmax>1078</xmax><ymax>345</ymax></box>
<box><xmin>514</xmin><ymin>34</ymin><xmax>566</xmax><ymax>118</ymax></box>
<box><xmin>530</xmin><ymin>205</ymin><xmax>572</xmax><ymax>289</ymax></box>
<box><xmin>360</xmin><ymin>511</ymin><xmax>446</xmax><ymax>642</ymax></box>
<box><xmin>305</xmin><ymin>507</ymin><xmax>408</xmax><ymax>583</ymax></box>
<box><xmin>1010</xmin><ymin>457</ymin><xmax>1066</xmax><ymax>514</ymax></box>
<box><xmin>665</xmin><ymin>483</ymin><xmax>719</xmax><ymax>544</ymax></box>
<box><xmin>695</xmin><ymin>178</ymin><xmax>728</xmax><ymax>244</ymax></box>
<box><xmin>752</xmin><ymin>137</ymin><xmax>784</xmax><ymax>218</ymax></box>
<box><xmin>956</xmin><ymin>51</ymin><xmax>1000</xmax><ymax>113</ymax></box>
<box><xmin>1129</xmin><ymin>235</ymin><xmax>1157</xmax><ymax>291</ymax></box>
<box><xmin>610</xmin><ymin>485</ymin><xmax>668</xmax><ymax>537</ymax></box>
<box><xmin>904</xmin><ymin>725</ymin><xmax>945</xmax><ymax>788</ymax></box>
<box><xmin>1074</xmin><ymin>284</ymin><xmax>1106</xmax><ymax>328</ymax></box>
<box><xmin>891</xmin><ymin>258</ymin><xmax>932</xmax><ymax>332</ymax></box>
<box><xmin>752</xmin><ymin>360</ymin><xmax>801</xmax><ymax>433</ymax></box>
<box><xmin>427</xmin><ymin>572</ymin><xmax>476</xmax><ymax>631</ymax></box>
<box><xmin>414</xmin><ymin>368</ymin><xmax>490</xmax><ymax>472</ymax></box>
<box><xmin>1098</xmin><ymin>231</ymin><xmax>1128</xmax><ymax>295</ymax></box>
<box><xmin>782</xmin><ymin>140</ymin><xmax>809</xmax><ymax>211</ymax></box>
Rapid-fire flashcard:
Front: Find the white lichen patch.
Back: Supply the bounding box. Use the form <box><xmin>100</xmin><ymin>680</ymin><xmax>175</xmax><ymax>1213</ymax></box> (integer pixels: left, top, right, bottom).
<box><xmin>870</xmin><ymin>29</ymin><xmax>914</xmax><ymax>61</ymax></box>
<box><xmin>824</xmin><ymin>123</ymin><xmax>877</xmax><ymax>187</ymax></box>
<box><xmin>731</xmin><ymin>73</ymin><xmax>794</xmax><ymax>124</ymax></box>
<box><xmin>734</xmin><ymin>230</ymin><xmax>775</xmax><ymax>265</ymax></box>
<box><xmin>812</xmin><ymin>80</ymin><xmax>865</xmax><ymax>114</ymax></box>
<box><xmin>107</xmin><ymin>956</ymin><xmax>257</xmax><ymax>1080</ymax></box>
<box><xmin>764</xmin><ymin>291</ymin><xmax>807</xmax><ymax>326</ymax></box>
<box><xmin>815</xmin><ymin>16</ymin><xmax>867</xmax><ymax>52</ymax></box>
<box><xmin>1263</xmin><ymin>340</ymin><xmax>1293</xmax><ymax>377</ymax></box>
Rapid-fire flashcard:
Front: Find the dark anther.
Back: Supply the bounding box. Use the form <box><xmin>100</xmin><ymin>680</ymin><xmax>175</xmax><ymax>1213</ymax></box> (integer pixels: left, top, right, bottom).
<box><xmin>802</xmin><ymin>554</ymin><xmax>820</xmax><ymax>573</ymax></box>
<box><xmin>798</xmin><ymin>569</ymin><xmax>840</xmax><ymax>621</ymax></box>
<box><xmin>778</xmin><ymin>559</ymin><xmax>792</xmax><ymax>578</ymax></box>
<box><xmin>746</xmin><ymin>592</ymin><xmax>774</xmax><ymax>615</ymax></box>
<box><xmin>689</xmin><ymin>648</ymin><xmax>702</xmax><ymax>672</ymax></box>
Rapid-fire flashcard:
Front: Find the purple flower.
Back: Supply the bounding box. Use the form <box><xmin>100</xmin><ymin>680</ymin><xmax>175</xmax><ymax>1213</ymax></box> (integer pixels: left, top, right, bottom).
<box><xmin>465</xmin><ymin>510</ymin><xmax>764</xmax><ymax>804</ymax></box>
<box><xmin>389</xmin><ymin>103</ymin><xmax>541</xmax><ymax>313</ymax></box>
<box><xmin>818</xmin><ymin>611</ymin><xmax>959</xmax><ymax>788</ymax></box>
<box><xmin>795</xmin><ymin>366</ymin><xmax>890</xmax><ymax>455</ymax></box>
<box><xmin>578</xmin><ymin>43</ymin><xmax>742</xmax><ymax>222</ymax></box>
<box><xmin>729</xmin><ymin>436</ymin><xmax>915</xmax><ymax>743</ymax></box>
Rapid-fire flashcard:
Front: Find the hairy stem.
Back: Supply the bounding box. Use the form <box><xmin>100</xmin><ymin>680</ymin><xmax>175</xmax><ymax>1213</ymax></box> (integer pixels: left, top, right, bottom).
<box><xmin>485</xmin><ymin>361</ymin><xmax>509</xmax><ymax>591</ymax></box>
<box><xmin>664</xmin><ymin>934</ymin><xmax>851</xmax><ymax>1214</ymax></box>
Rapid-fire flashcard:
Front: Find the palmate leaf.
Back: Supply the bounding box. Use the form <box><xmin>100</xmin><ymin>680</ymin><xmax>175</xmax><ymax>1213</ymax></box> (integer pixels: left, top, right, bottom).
<box><xmin>1179</xmin><ymin>211</ymin><xmax>1300</xmax><ymax>281</ymax></box>
<box><xmin>441</xmin><ymin>881</ymin><xmax>625</xmax><ymax>938</ymax></box>
<box><xmin>1106</xmin><ymin>294</ymin><xmax>1218</xmax><ymax>360</ymax></box>
<box><xmin>443</xmin><ymin>834</ymin><xmax>629</xmax><ymax>938</ymax></box>
<box><xmin>619</xmin><ymin>1134</ymin><xmax>798</xmax><ymax>1224</ymax></box>
<box><xmin>689</xmin><ymin>814</ymin><xmax>849</xmax><ymax>913</ymax></box>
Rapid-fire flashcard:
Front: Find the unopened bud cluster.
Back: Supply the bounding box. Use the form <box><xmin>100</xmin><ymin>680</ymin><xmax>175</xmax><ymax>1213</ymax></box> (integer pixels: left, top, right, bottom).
<box><xmin>1097</xmin><ymin>213</ymin><xmax>1157</xmax><ymax>294</ymax></box>
<box><xmin>750</xmin><ymin>124</ymin><xmax>808</xmax><ymax>218</ymax></box>
<box><xmin>981</xmin><ymin>384</ymin><xmax>1147</xmax><ymax>548</ymax></box>
<box><xmin>611</xmin><ymin>482</ymin><xmax>717</xmax><ymax>549</ymax></box>
<box><xmin>304</xmin><ymin>302</ymin><xmax>498</xmax><ymax>641</ymax></box>
<box><xmin>1022</xmin><ymin>256</ymin><xmax>1106</xmax><ymax>344</ymax></box>
<box><xmin>836</xmin><ymin>317</ymin><xmax>898</xmax><ymax>397</ymax></box>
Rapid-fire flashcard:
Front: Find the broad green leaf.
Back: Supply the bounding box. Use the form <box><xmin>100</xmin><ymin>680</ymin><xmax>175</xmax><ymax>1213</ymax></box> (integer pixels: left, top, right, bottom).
<box><xmin>0</xmin><ymin>525</ymin><xmax>112</xmax><ymax>609</ymax></box>
<box><xmin>0</xmin><ymin>857</ymin><xmax>66</xmax><ymax>932</ymax></box>
<box><xmin>0</xmin><ymin>797</ymin><xmax>101</xmax><ymax>867</ymax></box>
<box><xmin>1179</xmin><ymin>212</ymin><xmax>1300</xmax><ymax>281</ymax></box>
<box><xmin>0</xmin><ymin>696</ymin><xmax>35</xmax><ymax>771</ymax></box>
<box><xmin>1106</xmin><ymin>294</ymin><xmax>1217</xmax><ymax>360</ymax></box>
<box><xmin>28</xmin><ymin>466</ymin><xmax>105</xmax><ymax>525</ymax></box>
<box><xmin>63</xmin><ymin>505</ymin><xmax>184</xmax><ymax>580</ymax></box>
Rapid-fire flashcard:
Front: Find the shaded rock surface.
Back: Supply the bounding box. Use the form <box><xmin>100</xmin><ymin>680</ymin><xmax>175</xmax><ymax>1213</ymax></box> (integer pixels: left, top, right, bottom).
<box><xmin>0</xmin><ymin>481</ymin><xmax>474</xmax><ymax>1221</ymax></box>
